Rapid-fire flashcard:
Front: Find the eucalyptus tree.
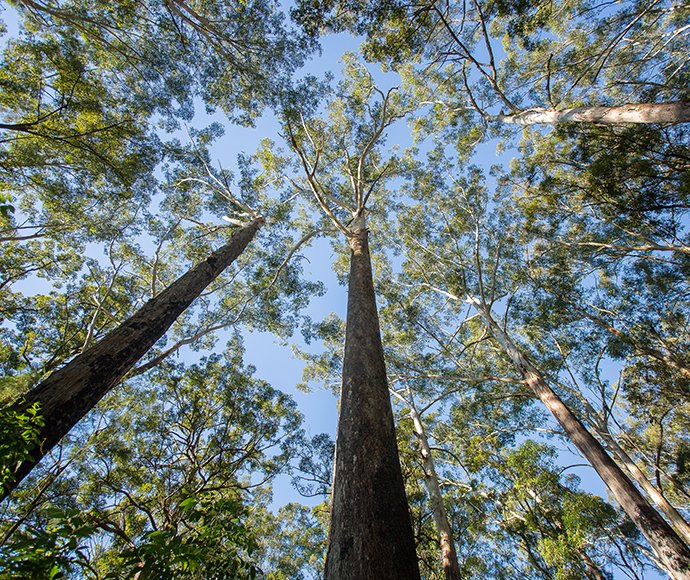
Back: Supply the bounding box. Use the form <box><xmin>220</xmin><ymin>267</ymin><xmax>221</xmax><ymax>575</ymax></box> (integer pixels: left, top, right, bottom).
<box><xmin>289</xmin><ymin>142</ymin><xmax>548</xmax><ymax>577</ymax></box>
<box><xmin>292</xmin><ymin>0</ymin><xmax>689</xmax><ymax>140</ymax></box>
<box><xmin>0</xmin><ymin>0</ymin><xmax>315</xmax><ymax>290</ymax></box>
<box><xmin>450</xmin><ymin>438</ymin><xmax>647</xmax><ymax>580</ymax></box>
<box><xmin>1</xmin><ymin>212</ymin><xmax>264</xmax><ymax>498</ymax></box>
<box><xmin>499</xmin><ymin>118</ymin><xmax>690</xmax><ymax>542</ymax></box>
<box><xmin>391</xmin><ymin>384</ymin><xmax>462</xmax><ymax>580</ymax></box>
<box><xmin>382</xmin><ymin>141</ymin><xmax>690</xmax><ymax>578</ymax></box>
<box><xmin>0</xmin><ymin>0</ymin><xmax>315</xmax><ymax>307</ymax></box>
<box><xmin>0</xmin><ymin>0</ymin><xmax>324</xmax><ymax>499</ymax></box>
<box><xmin>1</xmin><ymin>342</ymin><xmax>304</xmax><ymax>578</ymax></box>
<box><xmin>0</xmin><ymin>134</ymin><xmax>328</xmax><ymax>496</ymax></box>
<box><xmin>257</xmin><ymin>56</ymin><xmax>421</xmax><ymax>579</ymax></box>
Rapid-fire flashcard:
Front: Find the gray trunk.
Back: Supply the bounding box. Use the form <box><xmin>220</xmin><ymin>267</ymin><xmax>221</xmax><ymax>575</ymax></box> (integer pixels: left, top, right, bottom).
<box><xmin>3</xmin><ymin>218</ymin><xmax>263</xmax><ymax>498</ymax></box>
<box><xmin>324</xmin><ymin>227</ymin><xmax>420</xmax><ymax>580</ymax></box>
<box><xmin>407</xmin><ymin>395</ymin><xmax>462</xmax><ymax>580</ymax></box>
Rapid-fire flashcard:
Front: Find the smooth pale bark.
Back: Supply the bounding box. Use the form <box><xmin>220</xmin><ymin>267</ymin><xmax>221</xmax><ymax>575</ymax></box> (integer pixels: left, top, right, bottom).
<box><xmin>588</xmin><ymin>412</ymin><xmax>690</xmax><ymax>546</ymax></box>
<box><xmin>580</xmin><ymin>551</ymin><xmax>606</xmax><ymax>580</ymax></box>
<box><xmin>407</xmin><ymin>397</ymin><xmax>462</xmax><ymax>580</ymax></box>
<box><xmin>324</xmin><ymin>227</ymin><xmax>421</xmax><ymax>580</ymax></box>
<box><xmin>490</xmin><ymin>101</ymin><xmax>690</xmax><ymax>125</ymax></box>
<box><xmin>2</xmin><ymin>218</ymin><xmax>264</xmax><ymax>499</ymax></box>
<box><xmin>466</xmin><ymin>294</ymin><xmax>690</xmax><ymax>580</ymax></box>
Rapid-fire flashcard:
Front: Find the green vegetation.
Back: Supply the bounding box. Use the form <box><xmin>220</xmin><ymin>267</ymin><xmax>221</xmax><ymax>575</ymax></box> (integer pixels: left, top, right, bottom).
<box><xmin>0</xmin><ymin>403</ymin><xmax>42</xmax><ymax>493</ymax></box>
<box><xmin>0</xmin><ymin>0</ymin><xmax>689</xmax><ymax>578</ymax></box>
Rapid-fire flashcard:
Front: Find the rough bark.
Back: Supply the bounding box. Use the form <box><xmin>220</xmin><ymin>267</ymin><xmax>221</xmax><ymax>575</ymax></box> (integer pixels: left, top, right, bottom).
<box><xmin>466</xmin><ymin>294</ymin><xmax>690</xmax><ymax>580</ymax></box>
<box><xmin>490</xmin><ymin>101</ymin><xmax>690</xmax><ymax>125</ymax></box>
<box><xmin>324</xmin><ymin>227</ymin><xmax>421</xmax><ymax>580</ymax></box>
<box><xmin>407</xmin><ymin>398</ymin><xmax>462</xmax><ymax>580</ymax></box>
<box><xmin>2</xmin><ymin>218</ymin><xmax>264</xmax><ymax>499</ymax></box>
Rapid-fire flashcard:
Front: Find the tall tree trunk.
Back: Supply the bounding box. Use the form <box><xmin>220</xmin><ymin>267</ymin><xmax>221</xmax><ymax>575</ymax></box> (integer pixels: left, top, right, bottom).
<box><xmin>584</xmin><ymin>404</ymin><xmax>690</xmax><ymax>546</ymax></box>
<box><xmin>466</xmin><ymin>294</ymin><xmax>690</xmax><ymax>580</ymax></box>
<box><xmin>2</xmin><ymin>218</ymin><xmax>264</xmax><ymax>499</ymax></box>
<box><xmin>406</xmin><ymin>391</ymin><xmax>462</xmax><ymax>580</ymax></box>
<box><xmin>490</xmin><ymin>101</ymin><xmax>690</xmax><ymax>125</ymax></box>
<box><xmin>324</xmin><ymin>226</ymin><xmax>421</xmax><ymax>580</ymax></box>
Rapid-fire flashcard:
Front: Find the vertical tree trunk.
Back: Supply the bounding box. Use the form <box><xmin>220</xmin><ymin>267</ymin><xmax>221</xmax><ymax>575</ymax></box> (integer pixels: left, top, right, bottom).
<box><xmin>466</xmin><ymin>294</ymin><xmax>690</xmax><ymax>580</ymax></box>
<box><xmin>406</xmin><ymin>394</ymin><xmax>462</xmax><ymax>580</ymax></box>
<box><xmin>2</xmin><ymin>218</ymin><xmax>264</xmax><ymax>499</ymax></box>
<box><xmin>324</xmin><ymin>226</ymin><xmax>421</xmax><ymax>580</ymax></box>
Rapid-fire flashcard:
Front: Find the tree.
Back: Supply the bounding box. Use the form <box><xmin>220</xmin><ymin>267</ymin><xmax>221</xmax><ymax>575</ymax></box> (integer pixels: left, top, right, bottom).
<box><xmin>391</xmin><ymin>384</ymin><xmax>462</xmax><ymax>580</ymax></box>
<box><xmin>467</xmin><ymin>292</ymin><xmax>690</xmax><ymax>580</ymax></box>
<box><xmin>489</xmin><ymin>101</ymin><xmax>690</xmax><ymax>125</ymax></box>
<box><xmin>1</xmin><ymin>344</ymin><xmax>302</xmax><ymax>578</ymax></box>
<box><xmin>502</xmin><ymin>116</ymin><xmax>690</xmax><ymax>540</ymax></box>
<box><xmin>324</xmin><ymin>224</ymin><xmax>420</xmax><ymax>579</ymax></box>
<box><xmin>293</xmin><ymin>0</ymin><xmax>690</xmax><ymax>143</ymax></box>
<box><xmin>0</xmin><ymin>0</ymin><xmax>320</xmax><ymax>499</ymax></box>
<box><xmin>1</xmin><ymin>215</ymin><xmax>264</xmax><ymax>498</ymax></box>
<box><xmin>381</xmin><ymin>142</ymin><xmax>690</xmax><ymax>577</ymax></box>
<box><xmin>5</xmin><ymin>0</ymin><xmax>690</xmax><ymax>575</ymax></box>
<box><xmin>269</xmin><ymin>57</ymin><xmax>421</xmax><ymax>579</ymax></box>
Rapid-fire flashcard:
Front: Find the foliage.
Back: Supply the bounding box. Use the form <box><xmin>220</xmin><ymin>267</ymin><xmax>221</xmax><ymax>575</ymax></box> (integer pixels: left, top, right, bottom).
<box><xmin>0</xmin><ymin>340</ymin><xmax>305</xmax><ymax>578</ymax></box>
<box><xmin>2</xmin><ymin>0</ymin><xmax>690</xmax><ymax>578</ymax></box>
<box><xmin>0</xmin><ymin>507</ymin><xmax>97</xmax><ymax>580</ymax></box>
<box><xmin>0</xmin><ymin>495</ymin><xmax>260</xmax><ymax>580</ymax></box>
<box><xmin>254</xmin><ymin>501</ymin><xmax>329</xmax><ymax>580</ymax></box>
<box><xmin>0</xmin><ymin>403</ymin><xmax>42</xmax><ymax>494</ymax></box>
<box><xmin>110</xmin><ymin>493</ymin><xmax>260</xmax><ymax>580</ymax></box>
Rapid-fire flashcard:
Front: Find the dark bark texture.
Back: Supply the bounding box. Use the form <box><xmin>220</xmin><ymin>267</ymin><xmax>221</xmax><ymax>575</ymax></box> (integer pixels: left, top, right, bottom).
<box><xmin>3</xmin><ymin>218</ymin><xmax>263</xmax><ymax>499</ymax></box>
<box><xmin>324</xmin><ymin>228</ymin><xmax>421</xmax><ymax>580</ymax></box>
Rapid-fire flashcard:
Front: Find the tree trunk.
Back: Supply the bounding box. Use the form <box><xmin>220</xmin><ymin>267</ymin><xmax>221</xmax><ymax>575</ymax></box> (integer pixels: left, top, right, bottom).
<box><xmin>2</xmin><ymin>218</ymin><xmax>264</xmax><ymax>499</ymax></box>
<box><xmin>585</xmin><ymin>408</ymin><xmax>690</xmax><ymax>546</ymax></box>
<box><xmin>490</xmin><ymin>101</ymin><xmax>690</xmax><ymax>125</ymax></box>
<box><xmin>579</xmin><ymin>551</ymin><xmax>606</xmax><ymax>580</ymax></box>
<box><xmin>406</xmin><ymin>392</ymin><xmax>462</xmax><ymax>580</ymax></box>
<box><xmin>324</xmin><ymin>226</ymin><xmax>421</xmax><ymax>580</ymax></box>
<box><xmin>466</xmin><ymin>294</ymin><xmax>690</xmax><ymax>580</ymax></box>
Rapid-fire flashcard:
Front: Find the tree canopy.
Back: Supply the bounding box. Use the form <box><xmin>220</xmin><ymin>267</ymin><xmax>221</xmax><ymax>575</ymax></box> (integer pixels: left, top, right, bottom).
<box><xmin>1</xmin><ymin>0</ymin><xmax>689</xmax><ymax>578</ymax></box>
